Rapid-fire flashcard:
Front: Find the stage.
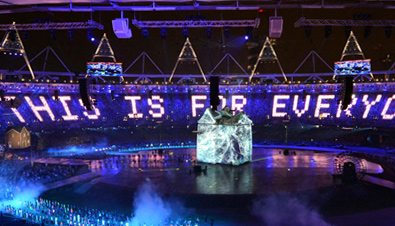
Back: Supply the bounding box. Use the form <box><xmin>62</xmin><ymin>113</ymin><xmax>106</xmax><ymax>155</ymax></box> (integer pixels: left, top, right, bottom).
<box><xmin>0</xmin><ymin>146</ymin><xmax>393</xmax><ymax>225</ymax></box>
<box><xmin>37</xmin><ymin>147</ymin><xmax>330</xmax><ymax>225</ymax></box>
<box><xmin>33</xmin><ymin>147</ymin><xmax>395</xmax><ymax>226</ymax></box>
<box><xmin>85</xmin><ymin>147</ymin><xmax>334</xmax><ymax>195</ymax></box>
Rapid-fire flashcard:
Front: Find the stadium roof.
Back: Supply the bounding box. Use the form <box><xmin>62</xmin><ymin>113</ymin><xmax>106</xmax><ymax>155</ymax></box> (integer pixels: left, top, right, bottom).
<box><xmin>0</xmin><ymin>0</ymin><xmax>395</xmax><ymax>14</ymax></box>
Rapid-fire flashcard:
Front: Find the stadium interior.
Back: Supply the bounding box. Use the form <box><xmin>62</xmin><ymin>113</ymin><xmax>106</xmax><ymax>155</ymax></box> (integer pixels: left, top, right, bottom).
<box><xmin>1</xmin><ymin>1</ymin><xmax>395</xmax><ymax>226</ymax></box>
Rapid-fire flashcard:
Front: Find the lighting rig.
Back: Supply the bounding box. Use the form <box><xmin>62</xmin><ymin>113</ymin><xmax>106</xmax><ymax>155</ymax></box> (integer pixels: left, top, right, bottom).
<box><xmin>132</xmin><ymin>19</ymin><xmax>260</xmax><ymax>29</ymax></box>
<box><xmin>0</xmin><ymin>20</ymin><xmax>104</xmax><ymax>31</ymax></box>
<box><xmin>295</xmin><ymin>17</ymin><xmax>395</xmax><ymax>37</ymax></box>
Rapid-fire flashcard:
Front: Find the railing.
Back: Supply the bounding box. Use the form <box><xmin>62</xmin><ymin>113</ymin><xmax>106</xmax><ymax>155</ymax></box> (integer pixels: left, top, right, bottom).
<box><xmin>2</xmin><ymin>69</ymin><xmax>395</xmax><ymax>84</ymax></box>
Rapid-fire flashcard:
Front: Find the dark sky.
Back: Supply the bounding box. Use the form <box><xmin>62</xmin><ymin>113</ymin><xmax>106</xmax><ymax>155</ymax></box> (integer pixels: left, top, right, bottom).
<box><xmin>0</xmin><ymin>8</ymin><xmax>394</xmax><ymax>77</ymax></box>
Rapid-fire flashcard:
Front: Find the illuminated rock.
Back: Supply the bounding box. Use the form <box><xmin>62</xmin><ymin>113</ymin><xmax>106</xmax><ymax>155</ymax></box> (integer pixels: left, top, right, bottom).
<box><xmin>197</xmin><ymin>107</ymin><xmax>252</xmax><ymax>165</ymax></box>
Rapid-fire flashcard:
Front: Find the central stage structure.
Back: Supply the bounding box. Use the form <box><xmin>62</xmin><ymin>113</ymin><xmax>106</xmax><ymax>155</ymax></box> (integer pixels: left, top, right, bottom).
<box><xmin>196</xmin><ymin>107</ymin><xmax>252</xmax><ymax>166</ymax></box>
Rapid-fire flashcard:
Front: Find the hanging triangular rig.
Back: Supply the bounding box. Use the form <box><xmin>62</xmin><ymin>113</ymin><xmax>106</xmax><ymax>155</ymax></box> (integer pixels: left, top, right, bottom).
<box><xmin>169</xmin><ymin>37</ymin><xmax>206</xmax><ymax>82</ymax></box>
<box><xmin>334</xmin><ymin>31</ymin><xmax>373</xmax><ymax>80</ymax></box>
<box><xmin>90</xmin><ymin>33</ymin><xmax>123</xmax><ymax>82</ymax></box>
<box><xmin>92</xmin><ymin>33</ymin><xmax>116</xmax><ymax>62</ymax></box>
<box><xmin>341</xmin><ymin>31</ymin><xmax>364</xmax><ymax>60</ymax></box>
<box><xmin>0</xmin><ymin>22</ymin><xmax>35</xmax><ymax>79</ymax></box>
<box><xmin>249</xmin><ymin>37</ymin><xmax>287</xmax><ymax>82</ymax></box>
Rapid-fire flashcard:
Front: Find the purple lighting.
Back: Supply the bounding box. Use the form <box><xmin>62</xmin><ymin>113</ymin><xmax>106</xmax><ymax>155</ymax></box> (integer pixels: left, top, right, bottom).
<box><xmin>244</xmin><ymin>35</ymin><xmax>249</xmax><ymax>40</ymax></box>
<box><xmin>90</xmin><ymin>37</ymin><xmax>95</xmax><ymax>42</ymax></box>
<box><xmin>2</xmin><ymin>84</ymin><xmax>395</xmax><ymax>130</ymax></box>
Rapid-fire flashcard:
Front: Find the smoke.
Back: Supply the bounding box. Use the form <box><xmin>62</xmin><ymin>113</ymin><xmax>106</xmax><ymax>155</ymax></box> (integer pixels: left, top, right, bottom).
<box><xmin>1</xmin><ymin>181</ymin><xmax>45</xmax><ymax>208</ymax></box>
<box><xmin>46</xmin><ymin>145</ymin><xmax>110</xmax><ymax>156</ymax></box>
<box><xmin>130</xmin><ymin>181</ymin><xmax>191</xmax><ymax>226</ymax></box>
<box><xmin>47</xmin><ymin>146</ymin><xmax>94</xmax><ymax>155</ymax></box>
<box><xmin>131</xmin><ymin>182</ymin><xmax>171</xmax><ymax>226</ymax></box>
<box><xmin>252</xmin><ymin>195</ymin><xmax>331</xmax><ymax>226</ymax></box>
<box><xmin>0</xmin><ymin>162</ymin><xmax>45</xmax><ymax>209</ymax></box>
<box><xmin>45</xmin><ymin>136</ymin><xmax>111</xmax><ymax>156</ymax></box>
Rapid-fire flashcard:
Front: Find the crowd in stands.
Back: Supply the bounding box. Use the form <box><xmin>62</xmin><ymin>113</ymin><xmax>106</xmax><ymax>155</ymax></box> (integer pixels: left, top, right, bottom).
<box><xmin>0</xmin><ymin>160</ymin><xmax>209</xmax><ymax>226</ymax></box>
<box><xmin>2</xmin><ymin>198</ymin><xmax>130</xmax><ymax>226</ymax></box>
<box><xmin>3</xmin><ymin>91</ymin><xmax>395</xmax><ymax>135</ymax></box>
<box><xmin>1</xmin><ymin>197</ymin><xmax>209</xmax><ymax>226</ymax></box>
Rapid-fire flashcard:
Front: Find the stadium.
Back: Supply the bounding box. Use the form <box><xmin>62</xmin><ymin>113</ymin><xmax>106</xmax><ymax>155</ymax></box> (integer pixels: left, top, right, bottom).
<box><xmin>1</xmin><ymin>1</ymin><xmax>395</xmax><ymax>225</ymax></box>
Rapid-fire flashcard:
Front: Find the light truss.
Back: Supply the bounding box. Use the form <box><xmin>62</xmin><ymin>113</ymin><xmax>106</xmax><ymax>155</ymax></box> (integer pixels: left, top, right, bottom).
<box><xmin>124</xmin><ymin>51</ymin><xmax>164</xmax><ymax>83</ymax></box>
<box><xmin>18</xmin><ymin>46</ymin><xmax>71</xmax><ymax>81</ymax></box>
<box><xmin>3</xmin><ymin>70</ymin><xmax>394</xmax><ymax>84</ymax></box>
<box><xmin>3</xmin><ymin>1</ymin><xmax>395</xmax><ymax>14</ymax></box>
<box><xmin>132</xmin><ymin>19</ymin><xmax>260</xmax><ymax>29</ymax></box>
<box><xmin>295</xmin><ymin>17</ymin><xmax>395</xmax><ymax>27</ymax></box>
<box><xmin>0</xmin><ymin>20</ymin><xmax>103</xmax><ymax>31</ymax></box>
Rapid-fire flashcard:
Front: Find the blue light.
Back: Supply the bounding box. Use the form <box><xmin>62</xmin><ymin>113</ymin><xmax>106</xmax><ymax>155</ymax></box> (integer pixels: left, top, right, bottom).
<box><xmin>90</xmin><ymin>37</ymin><xmax>95</xmax><ymax>42</ymax></box>
<box><xmin>244</xmin><ymin>35</ymin><xmax>249</xmax><ymax>40</ymax></box>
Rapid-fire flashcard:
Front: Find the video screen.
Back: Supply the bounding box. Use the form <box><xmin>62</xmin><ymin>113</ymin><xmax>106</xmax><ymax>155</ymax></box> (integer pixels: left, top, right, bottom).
<box><xmin>87</xmin><ymin>62</ymin><xmax>122</xmax><ymax>77</ymax></box>
<box><xmin>334</xmin><ymin>59</ymin><xmax>371</xmax><ymax>76</ymax></box>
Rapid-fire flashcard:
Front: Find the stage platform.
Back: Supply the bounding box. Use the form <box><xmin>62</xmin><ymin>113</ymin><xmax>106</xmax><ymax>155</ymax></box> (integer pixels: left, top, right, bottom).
<box><xmin>37</xmin><ymin>147</ymin><xmax>395</xmax><ymax>226</ymax></box>
<box><xmin>88</xmin><ymin>147</ymin><xmax>336</xmax><ymax>195</ymax></box>
<box><xmin>40</xmin><ymin>146</ymin><xmax>394</xmax><ymax>195</ymax></box>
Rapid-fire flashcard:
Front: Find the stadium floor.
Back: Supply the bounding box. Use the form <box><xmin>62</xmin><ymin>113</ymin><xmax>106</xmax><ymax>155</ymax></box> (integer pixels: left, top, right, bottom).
<box><xmin>36</xmin><ymin>147</ymin><xmax>395</xmax><ymax>225</ymax></box>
